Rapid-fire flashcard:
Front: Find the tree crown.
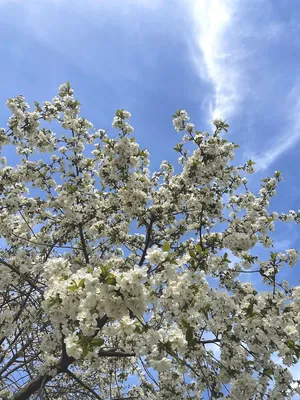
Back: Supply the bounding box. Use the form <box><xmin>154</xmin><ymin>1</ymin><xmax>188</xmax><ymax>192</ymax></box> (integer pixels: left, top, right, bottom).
<box><xmin>1</xmin><ymin>83</ymin><xmax>300</xmax><ymax>399</ymax></box>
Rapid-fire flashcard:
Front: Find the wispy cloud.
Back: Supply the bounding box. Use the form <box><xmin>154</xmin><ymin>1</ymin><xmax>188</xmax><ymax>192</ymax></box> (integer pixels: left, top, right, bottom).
<box><xmin>188</xmin><ymin>0</ymin><xmax>300</xmax><ymax>171</ymax></box>
<box><xmin>252</xmin><ymin>82</ymin><xmax>300</xmax><ymax>171</ymax></box>
<box><xmin>188</xmin><ymin>0</ymin><xmax>247</xmax><ymax>121</ymax></box>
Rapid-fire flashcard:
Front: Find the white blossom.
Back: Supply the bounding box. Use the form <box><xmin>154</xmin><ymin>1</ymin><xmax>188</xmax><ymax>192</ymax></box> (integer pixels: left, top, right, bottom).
<box><xmin>145</xmin><ymin>245</ymin><xmax>169</xmax><ymax>265</ymax></box>
<box><xmin>1</xmin><ymin>83</ymin><xmax>300</xmax><ymax>400</ymax></box>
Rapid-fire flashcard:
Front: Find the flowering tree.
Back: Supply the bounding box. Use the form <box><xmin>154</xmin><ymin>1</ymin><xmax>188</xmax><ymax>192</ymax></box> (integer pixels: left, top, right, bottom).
<box><xmin>0</xmin><ymin>83</ymin><xmax>300</xmax><ymax>400</ymax></box>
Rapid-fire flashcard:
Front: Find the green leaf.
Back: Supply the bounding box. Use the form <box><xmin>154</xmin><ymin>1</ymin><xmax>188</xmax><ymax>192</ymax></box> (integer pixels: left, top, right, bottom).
<box><xmin>91</xmin><ymin>338</ymin><xmax>104</xmax><ymax>347</ymax></box>
<box><xmin>116</xmin><ymin>109</ymin><xmax>125</xmax><ymax>118</ymax></box>
<box><xmin>162</xmin><ymin>242</ymin><xmax>171</xmax><ymax>252</ymax></box>
<box><xmin>263</xmin><ymin>368</ymin><xmax>273</xmax><ymax>379</ymax></box>
<box><xmin>167</xmin><ymin>254</ymin><xmax>178</xmax><ymax>265</ymax></box>
<box><xmin>34</xmin><ymin>101</ymin><xmax>42</xmax><ymax>112</ymax></box>
<box><xmin>67</xmin><ymin>284</ymin><xmax>77</xmax><ymax>292</ymax></box>
<box><xmin>81</xmin><ymin>343</ymin><xmax>89</xmax><ymax>358</ymax></box>
<box><xmin>270</xmin><ymin>252</ymin><xmax>278</xmax><ymax>261</ymax></box>
<box><xmin>49</xmin><ymin>294</ymin><xmax>62</xmax><ymax>306</ymax></box>
<box><xmin>287</xmin><ymin>339</ymin><xmax>295</xmax><ymax>349</ymax></box>
<box><xmin>186</xmin><ymin>326</ymin><xmax>194</xmax><ymax>347</ymax></box>
<box><xmin>68</xmin><ymin>185</ymin><xmax>77</xmax><ymax>194</ymax></box>
<box><xmin>135</xmin><ymin>325</ymin><xmax>143</xmax><ymax>334</ymax></box>
<box><xmin>223</xmin><ymin>252</ymin><xmax>231</xmax><ymax>263</ymax></box>
<box><xmin>173</xmin><ymin>143</ymin><xmax>183</xmax><ymax>152</ymax></box>
<box><xmin>181</xmin><ymin>318</ymin><xmax>189</xmax><ymax>329</ymax></box>
<box><xmin>189</xmin><ymin>250</ymin><xmax>197</xmax><ymax>259</ymax></box>
<box><xmin>172</xmin><ymin>109</ymin><xmax>182</xmax><ymax>118</ymax></box>
<box><xmin>106</xmin><ymin>276</ymin><xmax>116</xmax><ymax>286</ymax></box>
<box><xmin>195</xmin><ymin>244</ymin><xmax>202</xmax><ymax>254</ymax></box>
<box><xmin>78</xmin><ymin>279</ymin><xmax>85</xmax><ymax>288</ymax></box>
<box><xmin>101</xmin><ymin>265</ymin><xmax>110</xmax><ymax>277</ymax></box>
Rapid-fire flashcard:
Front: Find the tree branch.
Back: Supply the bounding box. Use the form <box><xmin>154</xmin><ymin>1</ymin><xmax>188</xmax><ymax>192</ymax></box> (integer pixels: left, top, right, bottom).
<box><xmin>98</xmin><ymin>351</ymin><xmax>135</xmax><ymax>358</ymax></box>
<box><xmin>66</xmin><ymin>369</ymin><xmax>103</xmax><ymax>400</ymax></box>
<box><xmin>11</xmin><ymin>315</ymin><xmax>110</xmax><ymax>399</ymax></box>
<box><xmin>0</xmin><ymin>258</ymin><xmax>43</xmax><ymax>295</ymax></box>
<box><xmin>139</xmin><ymin>217</ymin><xmax>154</xmax><ymax>267</ymax></box>
<box><xmin>79</xmin><ymin>223</ymin><xmax>90</xmax><ymax>264</ymax></box>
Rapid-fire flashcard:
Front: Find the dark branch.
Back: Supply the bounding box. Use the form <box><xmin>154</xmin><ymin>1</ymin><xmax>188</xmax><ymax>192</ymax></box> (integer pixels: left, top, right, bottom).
<box><xmin>139</xmin><ymin>217</ymin><xmax>154</xmax><ymax>267</ymax></box>
<box><xmin>98</xmin><ymin>351</ymin><xmax>135</xmax><ymax>358</ymax></box>
<box><xmin>11</xmin><ymin>315</ymin><xmax>110</xmax><ymax>399</ymax></box>
<box><xmin>0</xmin><ymin>258</ymin><xmax>43</xmax><ymax>295</ymax></box>
<box><xmin>66</xmin><ymin>369</ymin><xmax>103</xmax><ymax>400</ymax></box>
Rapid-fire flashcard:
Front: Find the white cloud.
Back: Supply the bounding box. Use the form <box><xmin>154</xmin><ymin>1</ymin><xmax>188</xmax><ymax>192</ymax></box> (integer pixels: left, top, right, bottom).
<box><xmin>188</xmin><ymin>0</ymin><xmax>300</xmax><ymax>171</ymax></box>
<box><xmin>252</xmin><ymin>82</ymin><xmax>300</xmax><ymax>171</ymax></box>
<box><xmin>188</xmin><ymin>0</ymin><xmax>247</xmax><ymax>121</ymax></box>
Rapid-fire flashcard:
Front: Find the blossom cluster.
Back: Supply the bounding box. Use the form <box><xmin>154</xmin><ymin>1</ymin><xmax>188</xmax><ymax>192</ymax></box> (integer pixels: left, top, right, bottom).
<box><xmin>0</xmin><ymin>83</ymin><xmax>300</xmax><ymax>399</ymax></box>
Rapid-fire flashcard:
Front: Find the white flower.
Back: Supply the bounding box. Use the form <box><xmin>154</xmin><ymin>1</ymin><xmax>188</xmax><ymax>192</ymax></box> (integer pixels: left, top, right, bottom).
<box><xmin>145</xmin><ymin>245</ymin><xmax>169</xmax><ymax>265</ymax></box>
<box><xmin>151</xmin><ymin>357</ymin><xmax>172</xmax><ymax>372</ymax></box>
<box><xmin>122</xmin><ymin>110</ymin><xmax>131</xmax><ymax>119</ymax></box>
<box><xmin>64</xmin><ymin>333</ymin><xmax>83</xmax><ymax>360</ymax></box>
<box><xmin>223</xmin><ymin>232</ymin><xmax>257</xmax><ymax>253</ymax></box>
<box><xmin>3</xmin><ymin>86</ymin><xmax>300</xmax><ymax>400</ymax></box>
<box><xmin>120</xmin><ymin>316</ymin><xmax>136</xmax><ymax>335</ymax></box>
<box><xmin>173</xmin><ymin>110</ymin><xmax>190</xmax><ymax>132</ymax></box>
<box><xmin>286</xmin><ymin>249</ymin><xmax>299</xmax><ymax>266</ymax></box>
<box><xmin>112</xmin><ymin>116</ymin><xmax>122</xmax><ymax>128</ymax></box>
<box><xmin>284</xmin><ymin>325</ymin><xmax>298</xmax><ymax>337</ymax></box>
<box><xmin>186</xmin><ymin>122</ymin><xmax>195</xmax><ymax>133</ymax></box>
<box><xmin>212</xmin><ymin>118</ymin><xmax>223</xmax><ymax>127</ymax></box>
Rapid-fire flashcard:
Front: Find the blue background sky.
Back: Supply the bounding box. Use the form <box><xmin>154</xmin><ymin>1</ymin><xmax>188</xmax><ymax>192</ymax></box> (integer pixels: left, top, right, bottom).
<box><xmin>1</xmin><ymin>0</ymin><xmax>300</xmax><ymax>181</ymax></box>
<box><xmin>1</xmin><ymin>0</ymin><xmax>300</xmax><ymax>392</ymax></box>
<box><xmin>1</xmin><ymin>0</ymin><xmax>299</xmax><ymax>202</ymax></box>
<box><xmin>0</xmin><ymin>0</ymin><xmax>298</xmax><ymax>269</ymax></box>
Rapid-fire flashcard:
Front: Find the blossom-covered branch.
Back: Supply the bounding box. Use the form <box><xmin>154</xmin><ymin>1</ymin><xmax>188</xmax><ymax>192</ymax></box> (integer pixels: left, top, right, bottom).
<box><xmin>0</xmin><ymin>83</ymin><xmax>300</xmax><ymax>399</ymax></box>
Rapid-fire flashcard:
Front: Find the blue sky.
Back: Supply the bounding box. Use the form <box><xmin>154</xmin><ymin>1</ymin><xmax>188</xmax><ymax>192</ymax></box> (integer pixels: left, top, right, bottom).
<box><xmin>1</xmin><ymin>0</ymin><xmax>300</xmax><ymax>177</ymax></box>
<box><xmin>1</xmin><ymin>0</ymin><xmax>299</xmax><ymax>190</ymax></box>
<box><xmin>1</xmin><ymin>0</ymin><xmax>299</xmax><ymax>268</ymax></box>
<box><xmin>1</xmin><ymin>0</ymin><xmax>300</xmax><ymax>393</ymax></box>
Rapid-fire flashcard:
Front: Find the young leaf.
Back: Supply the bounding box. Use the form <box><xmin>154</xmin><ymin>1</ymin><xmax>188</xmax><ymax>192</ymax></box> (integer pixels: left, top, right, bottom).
<box><xmin>186</xmin><ymin>326</ymin><xmax>194</xmax><ymax>347</ymax></box>
<box><xmin>162</xmin><ymin>242</ymin><xmax>171</xmax><ymax>252</ymax></box>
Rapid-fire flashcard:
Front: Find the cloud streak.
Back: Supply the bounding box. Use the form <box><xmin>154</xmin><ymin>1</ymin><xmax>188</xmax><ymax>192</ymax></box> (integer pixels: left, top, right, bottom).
<box><xmin>189</xmin><ymin>0</ymin><xmax>300</xmax><ymax>171</ymax></box>
<box><xmin>189</xmin><ymin>0</ymin><xmax>247</xmax><ymax>121</ymax></box>
<box><xmin>253</xmin><ymin>82</ymin><xmax>300</xmax><ymax>171</ymax></box>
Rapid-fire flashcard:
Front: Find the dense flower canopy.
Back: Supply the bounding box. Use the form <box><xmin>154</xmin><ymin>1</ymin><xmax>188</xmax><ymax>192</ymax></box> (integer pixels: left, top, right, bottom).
<box><xmin>0</xmin><ymin>83</ymin><xmax>300</xmax><ymax>399</ymax></box>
